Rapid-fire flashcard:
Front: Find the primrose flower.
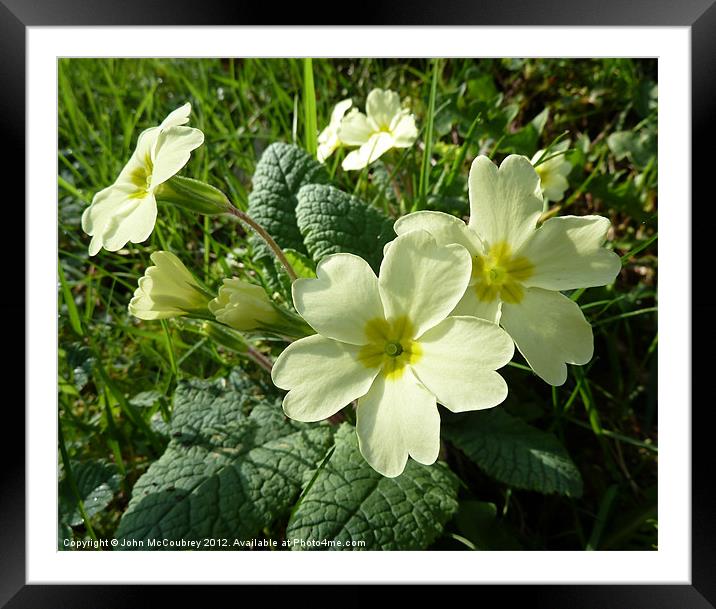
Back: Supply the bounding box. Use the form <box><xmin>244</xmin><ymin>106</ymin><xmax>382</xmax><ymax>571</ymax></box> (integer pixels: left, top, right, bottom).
<box><xmin>531</xmin><ymin>140</ymin><xmax>572</xmax><ymax>203</ymax></box>
<box><xmin>338</xmin><ymin>88</ymin><xmax>418</xmax><ymax>171</ymax></box>
<box><xmin>128</xmin><ymin>251</ymin><xmax>211</xmax><ymax>320</ymax></box>
<box><xmin>394</xmin><ymin>155</ymin><xmax>621</xmax><ymax>386</ymax></box>
<box><xmin>81</xmin><ymin>103</ymin><xmax>204</xmax><ymax>256</ymax></box>
<box><xmin>209</xmin><ymin>278</ymin><xmax>312</xmax><ymax>338</ymax></box>
<box><xmin>271</xmin><ymin>230</ymin><xmax>514</xmax><ymax>478</ymax></box>
<box><xmin>317</xmin><ymin>98</ymin><xmax>353</xmax><ymax>163</ymax></box>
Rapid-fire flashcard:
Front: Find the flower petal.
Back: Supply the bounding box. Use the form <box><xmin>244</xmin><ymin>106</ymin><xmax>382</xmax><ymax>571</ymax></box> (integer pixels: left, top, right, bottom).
<box><xmin>500</xmin><ymin>287</ymin><xmax>593</xmax><ymax>386</ymax></box>
<box><xmin>468</xmin><ymin>155</ymin><xmax>543</xmax><ymax>251</ymax></box>
<box><xmin>412</xmin><ymin>316</ymin><xmax>513</xmax><ymax>412</ymax></box>
<box><xmin>329</xmin><ymin>98</ymin><xmax>353</xmax><ymax>126</ymax></box>
<box><xmin>317</xmin><ymin>99</ymin><xmax>353</xmax><ymax>162</ymax></box>
<box><xmin>292</xmin><ymin>253</ymin><xmax>385</xmax><ymax>345</ymax></box>
<box><xmin>128</xmin><ymin>251</ymin><xmax>208</xmax><ymax>320</ymax></box>
<box><xmin>316</xmin><ymin>141</ymin><xmax>336</xmax><ymax>164</ymax></box>
<box><xmin>209</xmin><ymin>278</ymin><xmax>282</xmax><ymax>332</ymax></box>
<box><xmin>540</xmin><ymin>171</ymin><xmax>570</xmax><ymax>202</ymax></box>
<box><xmin>116</xmin><ymin>127</ymin><xmax>160</xmax><ymax>187</ymax></box>
<box><xmin>272</xmin><ymin>335</ymin><xmax>379</xmax><ymax>422</ymax></box>
<box><xmin>519</xmin><ymin>215</ymin><xmax>622</xmax><ymax>291</ymax></box>
<box><xmin>390</xmin><ymin>111</ymin><xmax>418</xmax><ymax>147</ymax></box>
<box><xmin>100</xmin><ymin>193</ymin><xmax>158</xmax><ymax>252</ymax></box>
<box><xmin>159</xmin><ymin>102</ymin><xmax>192</xmax><ymax>128</ymax></box>
<box><xmin>151</xmin><ymin>250</ymin><xmax>198</xmax><ymax>283</ymax></box>
<box><xmin>365</xmin><ymin>88</ymin><xmax>401</xmax><ymax>131</ymax></box>
<box><xmin>82</xmin><ymin>184</ymin><xmax>154</xmax><ymax>255</ymax></box>
<box><xmin>379</xmin><ymin>230</ymin><xmax>472</xmax><ymax>338</ymax></box>
<box><xmin>341</xmin><ymin>132</ymin><xmax>394</xmax><ymax>170</ymax></box>
<box><xmin>337</xmin><ymin>109</ymin><xmax>373</xmax><ymax>146</ymax></box>
<box><xmin>128</xmin><ymin>298</ymin><xmax>184</xmax><ymax>320</ymax></box>
<box><xmin>394</xmin><ymin>210</ymin><xmax>482</xmax><ymax>256</ymax></box>
<box><xmin>150</xmin><ymin>125</ymin><xmax>204</xmax><ymax>188</ymax></box>
<box><xmin>356</xmin><ymin>369</ymin><xmax>439</xmax><ymax>477</ymax></box>
<box><xmin>82</xmin><ymin>184</ymin><xmax>128</xmax><ymax>234</ymax></box>
<box><xmin>450</xmin><ymin>286</ymin><xmax>502</xmax><ymax>323</ymax></box>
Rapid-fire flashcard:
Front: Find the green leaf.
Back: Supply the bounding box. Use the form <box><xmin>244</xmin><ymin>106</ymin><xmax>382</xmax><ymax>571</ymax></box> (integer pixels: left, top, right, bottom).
<box><xmin>296</xmin><ymin>184</ymin><xmax>395</xmax><ymax>272</ymax></box>
<box><xmin>129</xmin><ymin>390</ymin><xmax>163</xmax><ymax>408</ymax></box>
<box><xmin>114</xmin><ymin>371</ymin><xmax>333</xmax><ymax>548</ymax></box>
<box><xmin>587</xmin><ymin>173</ymin><xmax>650</xmax><ymax>222</ymax></box>
<box><xmin>466</xmin><ymin>70</ymin><xmax>498</xmax><ymax>103</ymax></box>
<box><xmin>246</xmin><ymin>142</ymin><xmax>329</xmax><ymax>260</ymax></box>
<box><xmin>607</xmin><ymin>129</ymin><xmax>656</xmax><ymax>170</ymax></box>
<box><xmin>58</xmin><ymin>522</ymin><xmax>74</xmax><ymax>550</ymax></box>
<box><xmin>444</xmin><ymin>409</ymin><xmax>583</xmax><ymax>497</ymax></box>
<box><xmin>286</xmin><ymin>424</ymin><xmax>460</xmax><ymax>550</ymax></box>
<box><xmin>59</xmin><ymin>460</ymin><xmax>120</xmax><ymax>527</ymax></box>
<box><xmin>283</xmin><ymin>248</ymin><xmax>317</xmax><ymax>278</ymax></box>
<box><xmin>634</xmin><ymin>80</ymin><xmax>658</xmax><ymax>118</ymax></box>
<box><xmin>302</xmin><ymin>58</ymin><xmax>318</xmax><ymax>157</ymax></box>
<box><xmin>500</xmin><ymin>108</ymin><xmax>549</xmax><ymax>156</ymax></box>
<box><xmin>454</xmin><ymin>500</ymin><xmax>521</xmax><ymax>550</ymax></box>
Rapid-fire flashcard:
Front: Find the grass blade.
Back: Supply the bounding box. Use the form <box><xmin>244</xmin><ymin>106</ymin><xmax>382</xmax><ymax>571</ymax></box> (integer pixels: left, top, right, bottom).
<box><xmin>58</xmin><ymin>261</ymin><xmax>84</xmax><ymax>337</ymax></box>
<box><xmin>303</xmin><ymin>58</ymin><xmax>318</xmax><ymax>156</ymax></box>
<box><xmin>414</xmin><ymin>59</ymin><xmax>440</xmax><ymax>211</ymax></box>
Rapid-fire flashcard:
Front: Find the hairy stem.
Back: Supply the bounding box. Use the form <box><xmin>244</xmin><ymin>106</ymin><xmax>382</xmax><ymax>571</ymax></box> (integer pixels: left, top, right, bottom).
<box><xmin>226</xmin><ymin>205</ymin><xmax>298</xmax><ymax>282</ymax></box>
<box><xmin>246</xmin><ymin>346</ymin><xmax>274</xmax><ymax>374</ymax></box>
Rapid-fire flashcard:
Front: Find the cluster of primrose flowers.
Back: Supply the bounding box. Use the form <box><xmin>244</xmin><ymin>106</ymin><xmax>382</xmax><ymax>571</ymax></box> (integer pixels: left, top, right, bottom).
<box><xmin>81</xmin><ymin>96</ymin><xmax>620</xmax><ymax>478</ymax></box>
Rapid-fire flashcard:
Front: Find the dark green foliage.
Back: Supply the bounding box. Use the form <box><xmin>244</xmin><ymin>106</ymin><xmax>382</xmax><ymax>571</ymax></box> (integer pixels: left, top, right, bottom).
<box><xmin>296</xmin><ymin>184</ymin><xmax>394</xmax><ymax>272</ymax></box>
<box><xmin>115</xmin><ymin>372</ymin><xmax>334</xmax><ymax>548</ymax></box>
<box><xmin>444</xmin><ymin>410</ymin><xmax>583</xmax><ymax>497</ymax></box>
<box><xmin>246</xmin><ymin>142</ymin><xmax>329</xmax><ymax>259</ymax></box>
<box><xmin>286</xmin><ymin>425</ymin><xmax>460</xmax><ymax>550</ymax></box>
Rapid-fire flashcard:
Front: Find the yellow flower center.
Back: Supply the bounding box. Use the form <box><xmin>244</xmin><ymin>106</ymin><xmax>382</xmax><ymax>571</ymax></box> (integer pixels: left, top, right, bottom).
<box><xmin>473</xmin><ymin>241</ymin><xmax>534</xmax><ymax>304</ymax></box>
<box><xmin>128</xmin><ymin>153</ymin><xmax>154</xmax><ymax>197</ymax></box>
<box><xmin>358</xmin><ymin>316</ymin><xmax>422</xmax><ymax>380</ymax></box>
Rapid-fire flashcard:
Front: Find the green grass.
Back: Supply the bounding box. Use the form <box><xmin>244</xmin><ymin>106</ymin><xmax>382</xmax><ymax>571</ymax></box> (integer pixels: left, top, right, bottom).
<box><xmin>58</xmin><ymin>57</ymin><xmax>658</xmax><ymax>551</ymax></box>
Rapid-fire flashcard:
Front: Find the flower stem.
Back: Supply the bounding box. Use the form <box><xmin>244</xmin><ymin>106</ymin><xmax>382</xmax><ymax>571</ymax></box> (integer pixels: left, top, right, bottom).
<box><xmin>246</xmin><ymin>345</ymin><xmax>274</xmax><ymax>374</ymax></box>
<box><xmin>225</xmin><ymin>204</ymin><xmax>298</xmax><ymax>282</ymax></box>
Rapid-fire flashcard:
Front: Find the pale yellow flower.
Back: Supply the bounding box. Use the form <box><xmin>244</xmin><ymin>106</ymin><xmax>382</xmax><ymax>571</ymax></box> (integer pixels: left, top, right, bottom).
<box><xmin>338</xmin><ymin>89</ymin><xmax>417</xmax><ymax>171</ymax></box>
<box><xmin>128</xmin><ymin>251</ymin><xmax>210</xmax><ymax>320</ymax></box>
<box><xmin>395</xmin><ymin>155</ymin><xmax>621</xmax><ymax>386</ymax></box>
<box><xmin>272</xmin><ymin>230</ymin><xmax>514</xmax><ymax>477</ymax></box>
<box><xmin>317</xmin><ymin>98</ymin><xmax>353</xmax><ymax>163</ymax></box>
<box><xmin>531</xmin><ymin>140</ymin><xmax>572</xmax><ymax>203</ymax></box>
<box><xmin>82</xmin><ymin>103</ymin><xmax>204</xmax><ymax>256</ymax></box>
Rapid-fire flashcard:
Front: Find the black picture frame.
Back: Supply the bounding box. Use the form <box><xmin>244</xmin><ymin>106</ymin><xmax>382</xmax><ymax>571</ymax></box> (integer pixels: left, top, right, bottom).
<box><xmin>5</xmin><ymin>1</ymin><xmax>711</xmax><ymax>605</ymax></box>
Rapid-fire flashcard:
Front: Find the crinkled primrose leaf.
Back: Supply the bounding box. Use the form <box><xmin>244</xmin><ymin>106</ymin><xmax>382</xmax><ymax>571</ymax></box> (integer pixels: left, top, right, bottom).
<box><xmin>246</xmin><ymin>142</ymin><xmax>329</xmax><ymax>260</ymax></box>
<box><xmin>286</xmin><ymin>424</ymin><xmax>460</xmax><ymax>550</ymax></box>
<box><xmin>296</xmin><ymin>183</ymin><xmax>395</xmax><ymax>272</ymax></box>
<box><xmin>114</xmin><ymin>372</ymin><xmax>334</xmax><ymax>548</ymax></box>
<box><xmin>443</xmin><ymin>409</ymin><xmax>583</xmax><ymax>497</ymax></box>
<box><xmin>59</xmin><ymin>460</ymin><xmax>120</xmax><ymax>527</ymax></box>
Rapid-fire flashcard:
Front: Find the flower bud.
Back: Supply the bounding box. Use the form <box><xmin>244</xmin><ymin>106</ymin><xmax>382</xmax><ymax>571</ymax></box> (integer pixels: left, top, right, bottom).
<box><xmin>154</xmin><ymin>175</ymin><xmax>232</xmax><ymax>215</ymax></box>
<box><xmin>209</xmin><ymin>278</ymin><xmax>313</xmax><ymax>338</ymax></box>
<box><xmin>129</xmin><ymin>251</ymin><xmax>212</xmax><ymax>320</ymax></box>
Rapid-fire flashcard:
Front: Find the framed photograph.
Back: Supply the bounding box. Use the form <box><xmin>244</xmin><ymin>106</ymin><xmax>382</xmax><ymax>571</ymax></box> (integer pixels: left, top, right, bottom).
<box><xmin>5</xmin><ymin>0</ymin><xmax>711</xmax><ymax>605</ymax></box>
